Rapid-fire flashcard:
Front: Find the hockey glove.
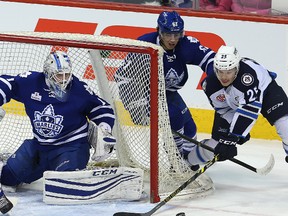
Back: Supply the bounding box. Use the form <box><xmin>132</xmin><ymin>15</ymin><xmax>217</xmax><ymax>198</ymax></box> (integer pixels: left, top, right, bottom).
<box><xmin>100</xmin><ymin>125</ymin><xmax>116</xmax><ymax>155</ymax></box>
<box><xmin>88</xmin><ymin>122</ymin><xmax>116</xmax><ymax>162</ymax></box>
<box><xmin>214</xmin><ymin>134</ymin><xmax>239</xmax><ymax>161</ymax></box>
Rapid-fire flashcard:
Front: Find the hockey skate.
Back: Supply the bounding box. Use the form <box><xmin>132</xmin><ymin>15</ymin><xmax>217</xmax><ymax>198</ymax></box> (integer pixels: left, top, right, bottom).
<box><xmin>0</xmin><ymin>191</ymin><xmax>13</xmax><ymax>214</ymax></box>
<box><xmin>0</xmin><ymin>161</ymin><xmax>13</xmax><ymax>214</ymax></box>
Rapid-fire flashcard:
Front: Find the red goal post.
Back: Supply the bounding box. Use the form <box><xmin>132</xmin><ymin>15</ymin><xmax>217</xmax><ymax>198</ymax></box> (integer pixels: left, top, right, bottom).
<box><xmin>0</xmin><ymin>32</ymin><xmax>213</xmax><ymax>203</ymax></box>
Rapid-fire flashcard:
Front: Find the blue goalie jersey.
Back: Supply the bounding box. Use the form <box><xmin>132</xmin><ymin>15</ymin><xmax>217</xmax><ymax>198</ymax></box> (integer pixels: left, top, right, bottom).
<box><xmin>0</xmin><ymin>71</ymin><xmax>115</xmax><ymax>147</ymax></box>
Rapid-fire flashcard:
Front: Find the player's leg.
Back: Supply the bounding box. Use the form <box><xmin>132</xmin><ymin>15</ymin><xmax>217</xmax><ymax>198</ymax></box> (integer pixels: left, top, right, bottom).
<box><xmin>186</xmin><ymin>112</ymin><xmax>221</xmax><ymax>166</ymax></box>
<box><xmin>167</xmin><ymin>91</ymin><xmax>196</xmax><ymax>156</ymax></box>
<box><xmin>47</xmin><ymin>141</ymin><xmax>90</xmax><ymax>171</ymax></box>
<box><xmin>262</xmin><ymin>80</ymin><xmax>288</xmax><ymax>161</ymax></box>
<box><xmin>1</xmin><ymin>139</ymin><xmax>44</xmax><ymax>186</ymax></box>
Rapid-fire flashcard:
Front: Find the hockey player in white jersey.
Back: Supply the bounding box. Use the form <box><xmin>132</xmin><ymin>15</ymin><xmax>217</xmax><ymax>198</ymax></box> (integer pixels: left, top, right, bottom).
<box><xmin>186</xmin><ymin>45</ymin><xmax>288</xmax><ymax>165</ymax></box>
<box><xmin>0</xmin><ymin>51</ymin><xmax>116</xmax><ymax>187</ymax></box>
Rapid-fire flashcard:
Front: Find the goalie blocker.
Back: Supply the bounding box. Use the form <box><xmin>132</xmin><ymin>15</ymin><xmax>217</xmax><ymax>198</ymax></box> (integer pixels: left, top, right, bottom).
<box><xmin>43</xmin><ymin>167</ymin><xmax>144</xmax><ymax>205</ymax></box>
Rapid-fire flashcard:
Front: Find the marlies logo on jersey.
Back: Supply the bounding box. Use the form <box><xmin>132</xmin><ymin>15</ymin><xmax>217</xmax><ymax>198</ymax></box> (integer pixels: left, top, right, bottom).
<box><xmin>241</xmin><ymin>73</ymin><xmax>254</xmax><ymax>86</ymax></box>
<box><xmin>165</xmin><ymin>68</ymin><xmax>184</xmax><ymax>88</ymax></box>
<box><xmin>33</xmin><ymin>104</ymin><xmax>64</xmax><ymax>137</ymax></box>
<box><xmin>216</xmin><ymin>94</ymin><xmax>226</xmax><ymax>102</ymax></box>
<box><xmin>31</xmin><ymin>92</ymin><xmax>42</xmax><ymax>101</ymax></box>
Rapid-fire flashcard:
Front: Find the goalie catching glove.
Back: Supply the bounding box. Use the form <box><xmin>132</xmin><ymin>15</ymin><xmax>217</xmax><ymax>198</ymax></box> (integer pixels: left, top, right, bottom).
<box><xmin>88</xmin><ymin>121</ymin><xmax>116</xmax><ymax>162</ymax></box>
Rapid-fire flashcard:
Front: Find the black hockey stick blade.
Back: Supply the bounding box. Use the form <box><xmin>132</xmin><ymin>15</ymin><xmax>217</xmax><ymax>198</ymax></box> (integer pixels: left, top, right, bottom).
<box><xmin>113</xmin><ymin>155</ymin><xmax>219</xmax><ymax>216</ymax></box>
<box><xmin>172</xmin><ymin>130</ymin><xmax>275</xmax><ymax>175</ymax></box>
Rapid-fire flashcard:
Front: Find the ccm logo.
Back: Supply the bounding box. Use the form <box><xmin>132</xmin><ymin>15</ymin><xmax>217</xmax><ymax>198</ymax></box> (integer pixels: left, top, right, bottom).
<box><xmin>219</xmin><ymin>139</ymin><xmax>237</xmax><ymax>145</ymax></box>
<box><xmin>267</xmin><ymin>102</ymin><xmax>283</xmax><ymax>114</ymax></box>
<box><xmin>92</xmin><ymin>169</ymin><xmax>118</xmax><ymax>176</ymax></box>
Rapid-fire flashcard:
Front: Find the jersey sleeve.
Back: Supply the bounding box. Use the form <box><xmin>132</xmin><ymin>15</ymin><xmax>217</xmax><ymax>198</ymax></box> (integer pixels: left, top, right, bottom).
<box><xmin>114</xmin><ymin>52</ymin><xmax>150</xmax><ymax>113</ymax></box>
<box><xmin>181</xmin><ymin>36</ymin><xmax>215</xmax><ymax>75</ymax></box>
<box><xmin>0</xmin><ymin>74</ymin><xmax>22</xmax><ymax>105</ymax></box>
<box><xmin>83</xmin><ymin>84</ymin><xmax>115</xmax><ymax>132</ymax></box>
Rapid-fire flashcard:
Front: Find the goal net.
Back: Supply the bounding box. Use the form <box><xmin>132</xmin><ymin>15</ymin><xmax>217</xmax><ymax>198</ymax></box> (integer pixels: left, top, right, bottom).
<box><xmin>0</xmin><ymin>32</ymin><xmax>213</xmax><ymax>203</ymax></box>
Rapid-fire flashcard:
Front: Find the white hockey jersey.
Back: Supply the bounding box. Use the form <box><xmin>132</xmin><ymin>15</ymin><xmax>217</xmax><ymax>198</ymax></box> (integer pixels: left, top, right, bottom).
<box><xmin>202</xmin><ymin>58</ymin><xmax>274</xmax><ymax>137</ymax></box>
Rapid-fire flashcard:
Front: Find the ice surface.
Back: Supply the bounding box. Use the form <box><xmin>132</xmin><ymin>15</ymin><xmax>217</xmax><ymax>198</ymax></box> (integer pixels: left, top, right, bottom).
<box><xmin>4</xmin><ymin>136</ymin><xmax>287</xmax><ymax>216</ymax></box>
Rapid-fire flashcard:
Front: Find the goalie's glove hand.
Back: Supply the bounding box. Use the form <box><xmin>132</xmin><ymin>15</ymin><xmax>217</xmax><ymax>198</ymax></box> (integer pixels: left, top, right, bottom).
<box><xmin>99</xmin><ymin>123</ymin><xmax>116</xmax><ymax>154</ymax></box>
<box><xmin>101</xmin><ymin>132</ymin><xmax>116</xmax><ymax>155</ymax></box>
<box><xmin>90</xmin><ymin>122</ymin><xmax>116</xmax><ymax>162</ymax></box>
<box><xmin>214</xmin><ymin>134</ymin><xmax>239</xmax><ymax>161</ymax></box>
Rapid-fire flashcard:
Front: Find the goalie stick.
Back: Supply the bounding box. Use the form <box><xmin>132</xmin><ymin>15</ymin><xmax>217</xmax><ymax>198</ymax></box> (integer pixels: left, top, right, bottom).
<box><xmin>113</xmin><ymin>154</ymin><xmax>219</xmax><ymax>216</ymax></box>
<box><xmin>172</xmin><ymin>130</ymin><xmax>275</xmax><ymax>176</ymax></box>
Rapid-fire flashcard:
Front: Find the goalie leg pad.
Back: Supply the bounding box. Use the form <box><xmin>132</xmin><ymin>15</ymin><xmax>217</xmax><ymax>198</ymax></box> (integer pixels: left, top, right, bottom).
<box><xmin>43</xmin><ymin>167</ymin><xmax>144</xmax><ymax>205</ymax></box>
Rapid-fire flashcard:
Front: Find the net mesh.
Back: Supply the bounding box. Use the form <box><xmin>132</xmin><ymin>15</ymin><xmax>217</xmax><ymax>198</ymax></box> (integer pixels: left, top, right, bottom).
<box><xmin>0</xmin><ymin>32</ymin><xmax>213</xmax><ymax>202</ymax></box>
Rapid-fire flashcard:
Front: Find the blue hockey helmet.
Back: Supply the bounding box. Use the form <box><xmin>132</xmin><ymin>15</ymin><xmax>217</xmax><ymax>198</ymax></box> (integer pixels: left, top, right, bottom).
<box><xmin>157</xmin><ymin>11</ymin><xmax>184</xmax><ymax>34</ymax></box>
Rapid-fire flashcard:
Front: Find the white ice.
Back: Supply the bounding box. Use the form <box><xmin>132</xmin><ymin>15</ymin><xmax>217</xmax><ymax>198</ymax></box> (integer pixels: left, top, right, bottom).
<box><xmin>4</xmin><ymin>136</ymin><xmax>287</xmax><ymax>216</ymax></box>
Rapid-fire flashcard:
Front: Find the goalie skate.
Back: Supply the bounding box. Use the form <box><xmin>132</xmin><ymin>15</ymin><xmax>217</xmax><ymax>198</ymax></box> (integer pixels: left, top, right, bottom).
<box><xmin>0</xmin><ymin>193</ymin><xmax>13</xmax><ymax>214</ymax></box>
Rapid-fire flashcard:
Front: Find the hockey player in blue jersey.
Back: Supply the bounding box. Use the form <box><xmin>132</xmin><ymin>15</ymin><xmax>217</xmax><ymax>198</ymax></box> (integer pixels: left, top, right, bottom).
<box><xmin>186</xmin><ymin>45</ymin><xmax>288</xmax><ymax>165</ymax></box>
<box><xmin>115</xmin><ymin>11</ymin><xmax>215</xmax><ymax>168</ymax></box>
<box><xmin>0</xmin><ymin>51</ymin><xmax>116</xmax><ymax>187</ymax></box>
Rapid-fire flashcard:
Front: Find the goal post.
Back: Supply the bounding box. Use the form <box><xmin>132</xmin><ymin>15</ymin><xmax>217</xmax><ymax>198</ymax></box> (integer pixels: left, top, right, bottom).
<box><xmin>0</xmin><ymin>32</ymin><xmax>213</xmax><ymax>203</ymax></box>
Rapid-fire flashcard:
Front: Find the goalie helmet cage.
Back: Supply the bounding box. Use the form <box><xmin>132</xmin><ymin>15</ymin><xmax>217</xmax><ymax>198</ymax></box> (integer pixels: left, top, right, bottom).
<box><xmin>0</xmin><ymin>32</ymin><xmax>213</xmax><ymax>203</ymax></box>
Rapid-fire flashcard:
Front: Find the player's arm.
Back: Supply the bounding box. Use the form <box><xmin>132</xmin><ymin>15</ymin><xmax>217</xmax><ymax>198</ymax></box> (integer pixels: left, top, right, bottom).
<box><xmin>184</xmin><ymin>36</ymin><xmax>215</xmax><ymax>75</ymax></box>
<box><xmin>0</xmin><ymin>72</ymin><xmax>32</xmax><ymax>105</ymax></box>
<box><xmin>0</xmin><ymin>75</ymin><xmax>15</xmax><ymax>106</ymax></box>
<box><xmin>230</xmin><ymin>80</ymin><xmax>262</xmax><ymax>138</ymax></box>
<box><xmin>212</xmin><ymin>85</ymin><xmax>261</xmax><ymax>161</ymax></box>
<box><xmin>86</xmin><ymin>90</ymin><xmax>116</xmax><ymax>162</ymax></box>
<box><xmin>230</xmin><ymin>100</ymin><xmax>262</xmax><ymax>138</ymax></box>
<box><xmin>114</xmin><ymin>53</ymin><xmax>150</xmax><ymax>125</ymax></box>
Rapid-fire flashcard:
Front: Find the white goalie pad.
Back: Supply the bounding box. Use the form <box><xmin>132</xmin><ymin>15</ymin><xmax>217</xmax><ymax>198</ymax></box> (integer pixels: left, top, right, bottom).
<box><xmin>43</xmin><ymin>167</ymin><xmax>144</xmax><ymax>205</ymax></box>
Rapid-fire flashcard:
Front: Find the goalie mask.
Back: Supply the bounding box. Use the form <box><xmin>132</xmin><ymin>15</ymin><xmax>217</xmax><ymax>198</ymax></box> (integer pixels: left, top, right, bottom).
<box><xmin>214</xmin><ymin>45</ymin><xmax>241</xmax><ymax>87</ymax></box>
<box><xmin>43</xmin><ymin>51</ymin><xmax>73</xmax><ymax>101</ymax></box>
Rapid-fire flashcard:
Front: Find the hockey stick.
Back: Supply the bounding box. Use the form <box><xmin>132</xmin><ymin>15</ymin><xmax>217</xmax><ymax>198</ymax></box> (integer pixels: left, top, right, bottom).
<box><xmin>113</xmin><ymin>155</ymin><xmax>219</xmax><ymax>216</ymax></box>
<box><xmin>172</xmin><ymin>130</ymin><xmax>275</xmax><ymax>176</ymax></box>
